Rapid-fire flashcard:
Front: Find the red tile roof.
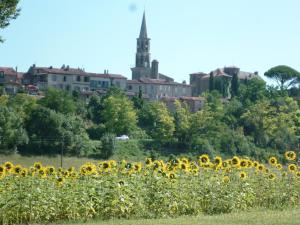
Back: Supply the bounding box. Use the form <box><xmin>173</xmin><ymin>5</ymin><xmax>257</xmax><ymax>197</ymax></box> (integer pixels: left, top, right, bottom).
<box><xmin>0</xmin><ymin>67</ymin><xmax>18</xmax><ymax>76</ymax></box>
<box><xmin>127</xmin><ymin>78</ymin><xmax>191</xmax><ymax>86</ymax></box>
<box><xmin>31</xmin><ymin>67</ymin><xmax>127</xmax><ymax>79</ymax></box>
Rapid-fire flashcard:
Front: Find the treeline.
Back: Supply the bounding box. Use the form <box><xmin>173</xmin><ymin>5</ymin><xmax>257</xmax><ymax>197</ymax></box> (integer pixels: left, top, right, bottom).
<box><xmin>0</xmin><ymin>77</ymin><xmax>300</xmax><ymax>161</ymax></box>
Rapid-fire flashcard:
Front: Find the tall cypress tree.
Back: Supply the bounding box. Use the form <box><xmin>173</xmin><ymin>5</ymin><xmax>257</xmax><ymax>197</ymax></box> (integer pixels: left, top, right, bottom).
<box><xmin>209</xmin><ymin>73</ymin><xmax>215</xmax><ymax>92</ymax></box>
<box><xmin>231</xmin><ymin>73</ymin><xmax>239</xmax><ymax>97</ymax></box>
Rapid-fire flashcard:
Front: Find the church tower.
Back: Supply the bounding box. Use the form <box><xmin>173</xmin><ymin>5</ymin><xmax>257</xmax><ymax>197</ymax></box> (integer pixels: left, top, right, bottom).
<box><xmin>131</xmin><ymin>12</ymin><xmax>152</xmax><ymax>80</ymax></box>
<box><xmin>136</xmin><ymin>12</ymin><xmax>151</xmax><ymax>68</ymax></box>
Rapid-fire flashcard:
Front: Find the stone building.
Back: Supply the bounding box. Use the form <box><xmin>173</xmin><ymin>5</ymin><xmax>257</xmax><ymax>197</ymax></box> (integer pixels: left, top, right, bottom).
<box><xmin>190</xmin><ymin>66</ymin><xmax>261</xmax><ymax>97</ymax></box>
<box><xmin>23</xmin><ymin>65</ymin><xmax>127</xmax><ymax>93</ymax></box>
<box><xmin>128</xmin><ymin>12</ymin><xmax>192</xmax><ymax>100</ymax></box>
<box><xmin>0</xmin><ymin>67</ymin><xmax>23</xmax><ymax>94</ymax></box>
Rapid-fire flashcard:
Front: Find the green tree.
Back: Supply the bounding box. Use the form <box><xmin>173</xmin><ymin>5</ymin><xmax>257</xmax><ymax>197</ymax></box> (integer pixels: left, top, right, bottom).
<box><xmin>87</xmin><ymin>94</ymin><xmax>103</xmax><ymax>124</ymax></box>
<box><xmin>209</xmin><ymin>73</ymin><xmax>215</xmax><ymax>92</ymax></box>
<box><xmin>0</xmin><ymin>105</ymin><xmax>28</xmax><ymax>154</ymax></box>
<box><xmin>22</xmin><ymin>106</ymin><xmax>93</xmax><ymax>156</ymax></box>
<box><xmin>241</xmin><ymin>97</ymin><xmax>300</xmax><ymax>151</ymax></box>
<box><xmin>100</xmin><ymin>94</ymin><xmax>138</xmax><ymax>135</ymax></box>
<box><xmin>0</xmin><ymin>0</ymin><xmax>20</xmax><ymax>42</ymax></box>
<box><xmin>231</xmin><ymin>73</ymin><xmax>239</xmax><ymax>97</ymax></box>
<box><xmin>173</xmin><ymin>100</ymin><xmax>191</xmax><ymax>148</ymax></box>
<box><xmin>38</xmin><ymin>88</ymin><xmax>76</xmax><ymax>114</ymax></box>
<box><xmin>264</xmin><ymin>65</ymin><xmax>300</xmax><ymax>90</ymax></box>
<box><xmin>238</xmin><ymin>78</ymin><xmax>266</xmax><ymax>106</ymax></box>
<box><xmin>139</xmin><ymin>102</ymin><xmax>175</xmax><ymax>144</ymax></box>
<box><xmin>100</xmin><ymin>133</ymin><xmax>116</xmax><ymax>159</ymax></box>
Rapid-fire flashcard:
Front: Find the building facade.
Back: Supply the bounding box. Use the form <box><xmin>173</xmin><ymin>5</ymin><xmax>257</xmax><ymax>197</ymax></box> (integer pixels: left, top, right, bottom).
<box><xmin>190</xmin><ymin>66</ymin><xmax>261</xmax><ymax>97</ymax></box>
<box><xmin>0</xmin><ymin>67</ymin><xmax>23</xmax><ymax>94</ymax></box>
<box><xmin>23</xmin><ymin>65</ymin><xmax>127</xmax><ymax>93</ymax></box>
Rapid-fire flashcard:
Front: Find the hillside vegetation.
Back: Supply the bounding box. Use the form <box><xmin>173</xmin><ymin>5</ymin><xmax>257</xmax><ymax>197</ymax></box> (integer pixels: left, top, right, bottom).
<box><xmin>0</xmin><ymin>77</ymin><xmax>300</xmax><ymax>160</ymax></box>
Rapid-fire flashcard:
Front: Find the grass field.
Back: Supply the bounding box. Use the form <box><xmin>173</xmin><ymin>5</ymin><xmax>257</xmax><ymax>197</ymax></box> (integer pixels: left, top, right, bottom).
<box><xmin>53</xmin><ymin>208</ymin><xmax>300</xmax><ymax>225</ymax></box>
<box><xmin>0</xmin><ymin>154</ymin><xmax>97</xmax><ymax>169</ymax></box>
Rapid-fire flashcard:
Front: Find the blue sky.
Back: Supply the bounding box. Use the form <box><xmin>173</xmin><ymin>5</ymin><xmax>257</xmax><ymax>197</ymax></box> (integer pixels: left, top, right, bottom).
<box><xmin>1</xmin><ymin>0</ymin><xmax>299</xmax><ymax>83</ymax></box>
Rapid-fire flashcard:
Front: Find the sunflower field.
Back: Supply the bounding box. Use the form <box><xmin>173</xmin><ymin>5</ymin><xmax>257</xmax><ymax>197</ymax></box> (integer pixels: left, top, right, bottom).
<box><xmin>0</xmin><ymin>151</ymin><xmax>299</xmax><ymax>225</ymax></box>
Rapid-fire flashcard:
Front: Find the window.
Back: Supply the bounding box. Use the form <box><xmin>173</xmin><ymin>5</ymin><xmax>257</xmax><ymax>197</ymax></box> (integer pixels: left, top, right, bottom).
<box><xmin>63</xmin><ymin>76</ymin><xmax>67</xmax><ymax>82</ymax></box>
<box><xmin>102</xmin><ymin>81</ymin><xmax>109</xmax><ymax>88</ymax></box>
<box><xmin>90</xmin><ymin>80</ymin><xmax>97</xmax><ymax>88</ymax></box>
<box><xmin>76</xmin><ymin>76</ymin><xmax>81</xmax><ymax>82</ymax></box>
<box><xmin>128</xmin><ymin>85</ymin><xmax>132</xmax><ymax>90</ymax></box>
<box><xmin>66</xmin><ymin>85</ymin><xmax>70</xmax><ymax>91</ymax></box>
<box><xmin>51</xmin><ymin>75</ymin><xmax>57</xmax><ymax>81</ymax></box>
<box><xmin>115</xmin><ymin>81</ymin><xmax>120</xmax><ymax>87</ymax></box>
<box><xmin>0</xmin><ymin>71</ymin><xmax>4</xmax><ymax>78</ymax></box>
<box><xmin>84</xmin><ymin>77</ymin><xmax>90</xmax><ymax>82</ymax></box>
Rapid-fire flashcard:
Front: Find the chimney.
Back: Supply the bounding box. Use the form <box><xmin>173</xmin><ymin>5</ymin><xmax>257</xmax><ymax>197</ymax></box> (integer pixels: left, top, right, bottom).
<box><xmin>151</xmin><ymin>60</ymin><xmax>159</xmax><ymax>79</ymax></box>
<box><xmin>66</xmin><ymin>65</ymin><xmax>70</xmax><ymax>71</ymax></box>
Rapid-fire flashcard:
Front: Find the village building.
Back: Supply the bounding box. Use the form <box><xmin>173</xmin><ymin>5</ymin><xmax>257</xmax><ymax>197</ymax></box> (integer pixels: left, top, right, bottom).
<box><xmin>0</xmin><ymin>67</ymin><xmax>23</xmax><ymax>94</ymax></box>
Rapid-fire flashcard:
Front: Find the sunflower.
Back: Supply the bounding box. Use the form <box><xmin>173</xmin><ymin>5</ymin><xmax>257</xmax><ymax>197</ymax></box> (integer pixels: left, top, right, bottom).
<box><xmin>109</xmin><ymin>160</ymin><xmax>117</xmax><ymax>168</ymax></box>
<box><xmin>169</xmin><ymin>172</ymin><xmax>176</xmax><ymax>179</ymax></box>
<box><xmin>181</xmin><ymin>157</ymin><xmax>189</xmax><ymax>164</ymax></box>
<box><xmin>21</xmin><ymin>168</ymin><xmax>28</xmax><ymax>177</ymax></box>
<box><xmin>276</xmin><ymin>164</ymin><xmax>283</xmax><ymax>170</ymax></box>
<box><xmin>145</xmin><ymin>158</ymin><xmax>152</xmax><ymax>165</ymax></box>
<box><xmin>214</xmin><ymin>156</ymin><xmax>222</xmax><ymax>167</ymax></box>
<box><xmin>240</xmin><ymin>159</ymin><xmax>248</xmax><ymax>168</ymax></box>
<box><xmin>282</xmin><ymin>172</ymin><xmax>288</xmax><ymax>177</ymax></box>
<box><xmin>222</xmin><ymin>160</ymin><xmax>230</xmax><ymax>168</ymax></box>
<box><xmin>296</xmin><ymin>171</ymin><xmax>300</xmax><ymax>179</ymax></box>
<box><xmin>67</xmin><ymin>167</ymin><xmax>75</xmax><ymax>173</ymax></box>
<box><xmin>102</xmin><ymin>161</ymin><xmax>110</xmax><ymax>169</ymax></box>
<box><xmin>33</xmin><ymin>162</ymin><xmax>42</xmax><ymax>170</ymax></box>
<box><xmin>13</xmin><ymin>165</ymin><xmax>22</xmax><ymax>175</ymax></box>
<box><xmin>253</xmin><ymin>161</ymin><xmax>259</xmax><ymax>168</ymax></box>
<box><xmin>38</xmin><ymin>168</ymin><xmax>47</xmax><ymax>178</ymax></box>
<box><xmin>239</xmin><ymin>171</ymin><xmax>247</xmax><ymax>179</ymax></box>
<box><xmin>268</xmin><ymin>157</ymin><xmax>277</xmax><ymax>166</ymax></box>
<box><xmin>288</xmin><ymin>164</ymin><xmax>297</xmax><ymax>173</ymax></box>
<box><xmin>231</xmin><ymin>156</ymin><xmax>240</xmax><ymax>168</ymax></box>
<box><xmin>57</xmin><ymin>177</ymin><xmax>64</xmax><ymax>186</ymax></box>
<box><xmin>180</xmin><ymin>163</ymin><xmax>189</xmax><ymax>171</ymax></box>
<box><xmin>199</xmin><ymin>154</ymin><xmax>210</xmax><ymax>164</ymax></box>
<box><xmin>285</xmin><ymin>151</ymin><xmax>297</xmax><ymax>161</ymax></box>
<box><xmin>46</xmin><ymin>166</ymin><xmax>56</xmax><ymax>175</ymax></box>
<box><xmin>247</xmin><ymin>160</ymin><xmax>253</xmax><ymax>168</ymax></box>
<box><xmin>223</xmin><ymin>176</ymin><xmax>230</xmax><ymax>183</ymax></box>
<box><xmin>268</xmin><ymin>173</ymin><xmax>276</xmax><ymax>181</ymax></box>
<box><xmin>0</xmin><ymin>165</ymin><xmax>5</xmax><ymax>174</ymax></box>
<box><xmin>257</xmin><ymin>164</ymin><xmax>265</xmax><ymax>172</ymax></box>
<box><xmin>4</xmin><ymin>162</ymin><xmax>13</xmax><ymax>172</ymax></box>
<box><xmin>0</xmin><ymin>172</ymin><xmax>5</xmax><ymax>180</ymax></box>
<box><xmin>133</xmin><ymin>163</ymin><xmax>142</xmax><ymax>172</ymax></box>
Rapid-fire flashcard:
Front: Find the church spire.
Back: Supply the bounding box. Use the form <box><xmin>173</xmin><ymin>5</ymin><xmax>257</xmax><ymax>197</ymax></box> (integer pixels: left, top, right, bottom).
<box><xmin>139</xmin><ymin>11</ymin><xmax>148</xmax><ymax>38</ymax></box>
